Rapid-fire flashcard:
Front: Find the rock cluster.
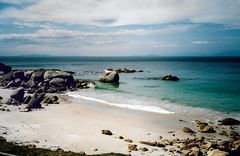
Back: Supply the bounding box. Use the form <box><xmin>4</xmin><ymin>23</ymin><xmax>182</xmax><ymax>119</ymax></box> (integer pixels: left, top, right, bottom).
<box><xmin>0</xmin><ymin>63</ymin><xmax>95</xmax><ymax>94</ymax></box>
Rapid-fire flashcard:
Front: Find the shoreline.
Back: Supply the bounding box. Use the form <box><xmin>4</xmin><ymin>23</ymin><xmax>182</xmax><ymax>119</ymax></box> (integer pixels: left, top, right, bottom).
<box><xmin>1</xmin><ymin>88</ymin><xmax>240</xmax><ymax>155</ymax></box>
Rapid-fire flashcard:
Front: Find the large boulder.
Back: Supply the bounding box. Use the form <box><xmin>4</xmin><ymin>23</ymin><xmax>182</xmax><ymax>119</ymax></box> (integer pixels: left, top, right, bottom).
<box><xmin>99</xmin><ymin>70</ymin><xmax>119</xmax><ymax>83</ymax></box>
<box><xmin>10</xmin><ymin>87</ymin><xmax>25</xmax><ymax>103</ymax></box>
<box><xmin>0</xmin><ymin>63</ymin><xmax>12</xmax><ymax>74</ymax></box>
<box><xmin>44</xmin><ymin>70</ymin><xmax>74</xmax><ymax>85</ymax></box>
<box><xmin>30</xmin><ymin>70</ymin><xmax>45</xmax><ymax>84</ymax></box>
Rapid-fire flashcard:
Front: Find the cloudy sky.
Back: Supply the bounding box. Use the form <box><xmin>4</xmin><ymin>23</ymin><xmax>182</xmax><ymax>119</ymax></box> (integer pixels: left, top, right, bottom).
<box><xmin>0</xmin><ymin>0</ymin><xmax>240</xmax><ymax>56</ymax></box>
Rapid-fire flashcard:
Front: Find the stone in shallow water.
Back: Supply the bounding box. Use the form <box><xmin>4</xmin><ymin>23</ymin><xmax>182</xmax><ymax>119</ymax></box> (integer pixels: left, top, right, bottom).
<box><xmin>219</xmin><ymin>118</ymin><xmax>240</xmax><ymax>125</ymax></box>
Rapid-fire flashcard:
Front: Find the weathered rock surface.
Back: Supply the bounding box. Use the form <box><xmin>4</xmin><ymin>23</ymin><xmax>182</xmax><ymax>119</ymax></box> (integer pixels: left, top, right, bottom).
<box><xmin>128</xmin><ymin>144</ymin><xmax>138</xmax><ymax>151</ymax></box>
<box><xmin>99</xmin><ymin>70</ymin><xmax>119</xmax><ymax>83</ymax></box>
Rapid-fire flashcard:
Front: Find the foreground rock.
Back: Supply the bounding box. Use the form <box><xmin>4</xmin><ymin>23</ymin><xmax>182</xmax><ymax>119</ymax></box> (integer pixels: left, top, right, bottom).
<box><xmin>6</xmin><ymin>87</ymin><xmax>25</xmax><ymax>105</ymax></box>
<box><xmin>27</xmin><ymin>93</ymin><xmax>45</xmax><ymax>110</ymax></box>
<box><xmin>208</xmin><ymin>149</ymin><xmax>229</xmax><ymax>156</ymax></box>
<box><xmin>161</xmin><ymin>75</ymin><xmax>179</xmax><ymax>81</ymax></box>
<box><xmin>99</xmin><ymin>70</ymin><xmax>119</xmax><ymax>84</ymax></box>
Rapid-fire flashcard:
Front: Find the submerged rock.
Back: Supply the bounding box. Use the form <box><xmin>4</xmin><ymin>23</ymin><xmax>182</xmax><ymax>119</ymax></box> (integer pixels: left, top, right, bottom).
<box><xmin>99</xmin><ymin>70</ymin><xmax>119</xmax><ymax>84</ymax></box>
<box><xmin>161</xmin><ymin>75</ymin><xmax>179</xmax><ymax>81</ymax></box>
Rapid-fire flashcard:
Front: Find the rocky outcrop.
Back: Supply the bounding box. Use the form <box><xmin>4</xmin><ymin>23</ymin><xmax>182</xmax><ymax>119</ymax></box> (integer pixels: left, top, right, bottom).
<box><xmin>115</xmin><ymin>68</ymin><xmax>143</xmax><ymax>73</ymax></box>
<box><xmin>161</xmin><ymin>75</ymin><xmax>179</xmax><ymax>81</ymax></box>
<box><xmin>99</xmin><ymin>70</ymin><xmax>119</xmax><ymax>84</ymax></box>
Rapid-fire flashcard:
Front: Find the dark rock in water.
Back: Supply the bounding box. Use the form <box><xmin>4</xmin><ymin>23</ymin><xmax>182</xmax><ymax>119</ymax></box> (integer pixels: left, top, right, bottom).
<box><xmin>0</xmin><ymin>63</ymin><xmax>12</xmax><ymax>74</ymax></box>
<box><xmin>75</xmin><ymin>80</ymin><xmax>95</xmax><ymax>89</ymax></box>
<box><xmin>23</xmin><ymin>95</ymin><xmax>32</xmax><ymax>104</ymax></box>
<box><xmin>183</xmin><ymin>127</ymin><xmax>195</xmax><ymax>134</ymax></box>
<box><xmin>10</xmin><ymin>87</ymin><xmax>25</xmax><ymax>103</ymax></box>
<box><xmin>101</xmin><ymin>129</ymin><xmax>113</xmax><ymax>135</ymax></box>
<box><xmin>219</xmin><ymin>118</ymin><xmax>240</xmax><ymax>125</ymax></box>
<box><xmin>128</xmin><ymin>144</ymin><xmax>138</xmax><ymax>151</ymax></box>
<box><xmin>99</xmin><ymin>70</ymin><xmax>119</xmax><ymax>84</ymax></box>
<box><xmin>0</xmin><ymin>96</ymin><xmax>3</xmax><ymax>100</ymax></box>
<box><xmin>27</xmin><ymin>93</ymin><xmax>44</xmax><ymax>110</ymax></box>
<box><xmin>229</xmin><ymin>131</ymin><xmax>239</xmax><ymax>139</ymax></box>
<box><xmin>139</xmin><ymin>141</ymin><xmax>157</xmax><ymax>146</ymax></box>
<box><xmin>161</xmin><ymin>75</ymin><xmax>179</xmax><ymax>81</ymax></box>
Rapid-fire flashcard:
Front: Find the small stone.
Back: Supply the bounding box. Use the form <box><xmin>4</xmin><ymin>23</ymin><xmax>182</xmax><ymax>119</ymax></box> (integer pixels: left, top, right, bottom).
<box><xmin>139</xmin><ymin>147</ymin><xmax>148</xmax><ymax>152</ymax></box>
<box><xmin>128</xmin><ymin>144</ymin><xmax>138</xmax><ymax>151</ymax></box>
<box><xmin>201</xmin><ymin>125</ymin><xmax>216</xmax><ymax>133</ymax></box>
<box><xmin>219</xmin><ymin>118</ymin><xmax>240</xmax><ymax>125</ymax></box>
<box><xmin>119</xmin><ymin>136</ymin><xmax>124</xmax><ymax>139</ymax></box>
<box><xmin>101</xmin><ymin>129</ymin><xmax>113</xmax><ymax>135</ymax></box>
<box><xmin>139</xmin><ymin>141</ymin><xmax>157</xmax><ymax>146</ymax></box>
<box><xmin>124</xmin><ymin>139</ymin><xmax>133</xmax><ymax>143</ymax></box>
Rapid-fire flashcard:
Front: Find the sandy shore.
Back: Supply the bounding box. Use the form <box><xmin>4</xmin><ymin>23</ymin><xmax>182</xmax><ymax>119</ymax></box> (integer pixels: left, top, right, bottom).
<box><xmin>0</xmin><ymin>88</ymin><xmax>238</xmax><ymax>155</ymax></box>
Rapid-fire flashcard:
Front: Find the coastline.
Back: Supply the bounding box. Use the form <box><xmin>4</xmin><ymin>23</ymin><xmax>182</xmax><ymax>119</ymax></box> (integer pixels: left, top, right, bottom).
<box><xmin>1</xmin><ymin>88</ymin><xmax>239</xmax><ymax>155</ymax></box>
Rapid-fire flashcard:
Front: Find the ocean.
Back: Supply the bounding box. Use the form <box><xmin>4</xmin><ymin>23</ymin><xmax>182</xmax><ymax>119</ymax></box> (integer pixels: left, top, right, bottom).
<box><xmin>1</xmin><ymin>56</ymin><xmax>240</xmax><ymax>116</ymax></box>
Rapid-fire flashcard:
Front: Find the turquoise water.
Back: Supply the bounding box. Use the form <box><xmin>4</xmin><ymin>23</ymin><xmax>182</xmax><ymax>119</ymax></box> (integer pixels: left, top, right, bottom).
<box><xmin>1</xmin><ymin>56</ymin><xmax>240</xmax><ymax>115</ymax></box>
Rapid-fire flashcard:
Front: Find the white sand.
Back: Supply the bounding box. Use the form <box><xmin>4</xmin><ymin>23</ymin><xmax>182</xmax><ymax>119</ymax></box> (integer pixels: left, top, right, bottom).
<box><xmin>0</xmin><ymin>88</ymin><xmax>222</xmax><ymax>155</ymax></box>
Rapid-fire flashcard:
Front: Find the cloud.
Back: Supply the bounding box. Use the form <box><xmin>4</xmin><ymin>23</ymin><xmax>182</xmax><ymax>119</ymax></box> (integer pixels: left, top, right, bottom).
<box><xmin>0</xmin><ymin>0</ymin><xmax>239</xmax><ymax>26</ymax></box>
<box><xmin>192</xmin><ymin>40</ymin><xmax>212</xmax><ymax>45</ymax></box>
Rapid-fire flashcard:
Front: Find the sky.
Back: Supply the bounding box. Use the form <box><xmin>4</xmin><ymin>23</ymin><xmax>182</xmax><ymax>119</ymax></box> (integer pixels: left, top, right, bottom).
<box><xmin>0</xmin><ymin>0</ymin><xmax>240</xmax><ymax>56</ymax></box>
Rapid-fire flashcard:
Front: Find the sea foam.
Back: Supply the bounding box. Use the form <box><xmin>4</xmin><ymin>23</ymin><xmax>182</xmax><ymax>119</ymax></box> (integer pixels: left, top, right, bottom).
<box><xmin>67</xmin><ymin>91</ymin><xmax>174</xmax><ymax>114</ymax></box>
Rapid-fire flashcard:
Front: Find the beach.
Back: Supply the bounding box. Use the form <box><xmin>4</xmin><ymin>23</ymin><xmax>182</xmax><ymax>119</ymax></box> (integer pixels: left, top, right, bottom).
<box><xmin>0</xmin><ymin>58</ymin><xmax>240</xmax><ymax>156</ymax></box>
<box><xmin>1</xmin><ymin>88</ymin><xmax>239</xmax><ymax>156</ymax></box>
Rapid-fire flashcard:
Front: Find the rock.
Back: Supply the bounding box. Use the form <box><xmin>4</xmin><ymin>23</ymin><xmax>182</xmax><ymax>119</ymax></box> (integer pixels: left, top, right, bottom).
<box><xmin>75</xmin><ymin>80</ymin><xmax>95</xmax><ymax>89</ymax></box>
<box><xmin>23</xmin><ymin>95</ymin><xmax>32</xmax><ymax>104</ymax></box>
<box><xmin>27</xmin><ymin>93</ymin><xmax>44</xmax><ymax>110</ymax></box>
<box><xmin>4</xmin><ymin>71</ymin><xmax>14</xmax><ymax>81</ymax></box>
<box><xmin>119</xmin><ymin>136</ymin><xmax>124</xmax><ymax>139</ymax></box>
<box><xmin>124</xmin><ymin>139</ymin><xmax>133</xmax><ymax>143</ymax></box>
<box><xmin>6</xmin><ymin>81</ymin><xmax>20</xmax><ymax>88</ymax></box>
<box><xmin>128</xmin><ymin>144</ymin><xmax>138</xmax><ymax>151</ymax></box>
<box><xmin>0</xmin><ymin>63</ymin><xmax>12</xmax><ymax>74</ymax></box>
<box><xmin>139</xmin><ymin>141</ymin><xmax>157</xmax><ymax>146</ymax></box>
<box><xmin>99</xmin><ymin>70</ymin><xmax>119</xmax><ymax>84</ymax></box>
<box><xmin>183</xmin><ymin>127</ymin><xmax>196</xmax><ymax>134</ymax></box>
<box><xmin>49</xmin><ymin>78</ymin><xmax>66</xmax><ymax>86</ymax></box>
<box><xmin>139</xmin><ymin>147</ymin><xmax>148</xmax><ymax>152</ymax></box>
<box><xmin>10</xmin><ymin>87</ymin><xmax>25</xmax><ymax>104</ymax></box>
<box><xmin>161</xmin><ymin>75</ymin><xmax>179</xmax><ymax>81</ymax></box>
<box><xmin>219</xmin><ymin>118</ymin><xmax>240</xmax><ymax>125</ymax></box>
<box><xmin>101</xmin><ymin>129</ymin><xmax>113</xmax><ymax>135</ymax></box>
<box><xmin>201</xmin><ymin>125</ymin><xmax>216</xmax><ymax>133</ymax></box>
<box><xmin>13</xmin><ymin>71</ymin><xmax>25</xmax><ymax>80</ymax></box>
<box><xmin>229</xmin><ymin>131</ymin><xmax>239</xmax><ymax>139</ymax></box>
<box><xmin>208</xmin><ymin>149</ymin><xmax>229</xmax><ymax>156</ymax></box>
<box><xmin>232</xmin><ymin>140</ymin><xmax>240</xmax><ymax>149</ymax></box>
<box><xmin>29</xmin><ymin>70</ymin><xmax>45</xmax><ymax>87</ymax></box>
<box><xmin>42</xmin><ymin>97</ymin><xmax>54</xmax><ymax>104</ymax></box>
<box><xmin>0</xmin><ymin>96</ymin><xmax>3</xmax><ymax>100</ymax></box>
